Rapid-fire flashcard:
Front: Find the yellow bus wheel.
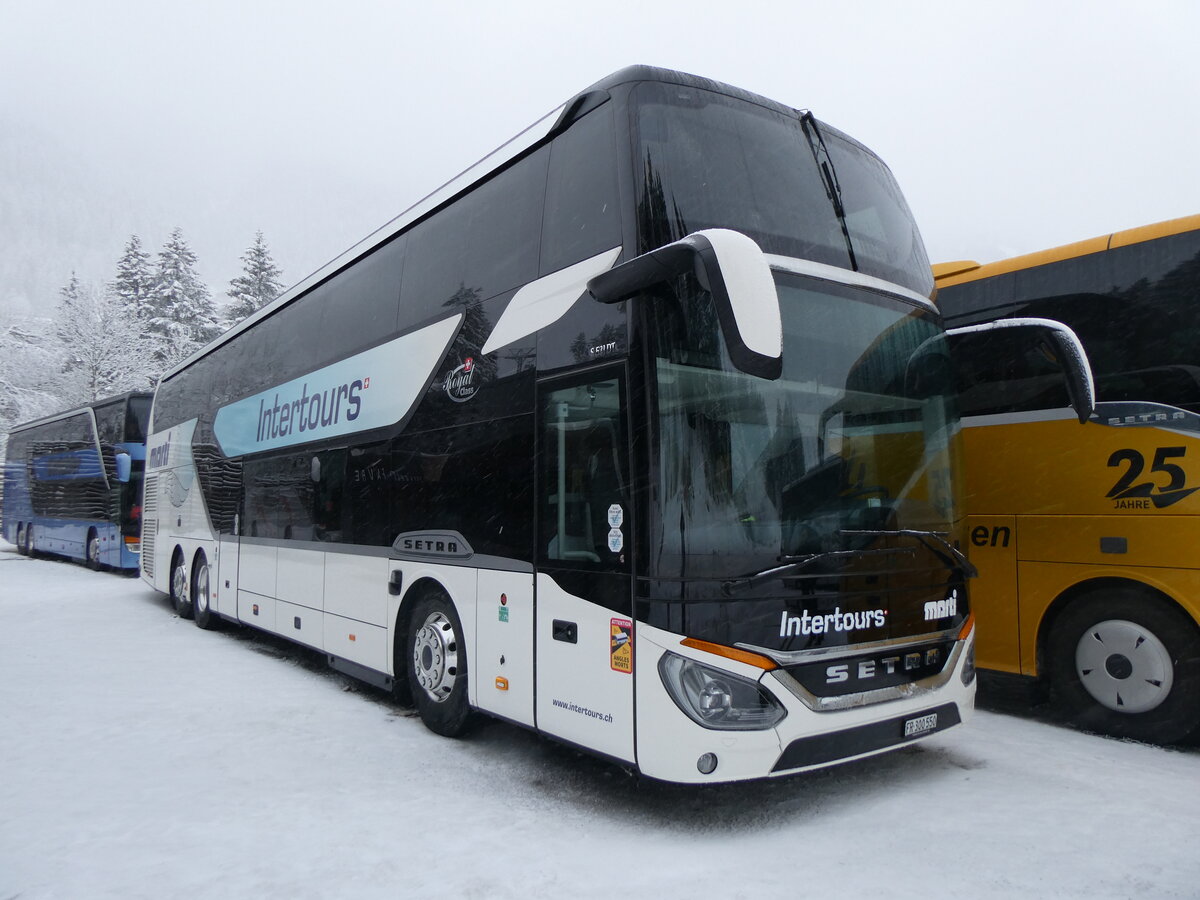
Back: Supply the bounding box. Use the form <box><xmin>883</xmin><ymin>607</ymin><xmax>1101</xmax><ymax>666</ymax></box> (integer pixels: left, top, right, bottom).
<box><xmin>1048</xmin><ymin>590</ymin><xmax>1200</xmax><ymax>745</ymax></box>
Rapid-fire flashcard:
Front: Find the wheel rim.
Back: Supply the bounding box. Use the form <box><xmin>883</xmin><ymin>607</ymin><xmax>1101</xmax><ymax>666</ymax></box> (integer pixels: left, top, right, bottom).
<box><xmin>172</xmin><ymin>562</ymin><xmax>188</xmax><ymax>607</ymax></box>
<box><xmin>412</xmin><ymin>611</ymin><xmax>459</xmax><ymax>703</ymax></box>
<box><xmin>195</xmin><ymin>563</ymin><xmax>209</xmax><ymax>614</ymax></box>
<box><xmin>1075</xmin><ymin>619</ymin><xmax>1174</xmax><ymax>714</ymax></box>
<box><xmin>88</xmin><ymin>535</ymin><xmax>100</xmax><ymax>565</ymax></box>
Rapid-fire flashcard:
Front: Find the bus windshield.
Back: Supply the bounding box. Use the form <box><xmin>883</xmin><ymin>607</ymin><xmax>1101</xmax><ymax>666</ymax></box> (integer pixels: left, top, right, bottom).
<box><xmin>649</xmin><ymin>271</ymin><xmax>961</xmax><ymax>583</ymax></box>
<box><xmin>632</xmin><ymin>80</ymin><xmax>933</xmax><ymax>297</ymax></box>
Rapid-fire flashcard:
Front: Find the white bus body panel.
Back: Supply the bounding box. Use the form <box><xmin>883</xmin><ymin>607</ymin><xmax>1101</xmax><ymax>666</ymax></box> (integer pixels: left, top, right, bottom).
<box><xmin>534</xmin><ymin>574</ymin><xmax>635</xmax><ymax>764</ymax></box>
<box><xmin>277</xmin><ymin>547</ymin><xmax>325</xmax><ymax>611</ymax></box>
<box><xmin>277</xmin><ymin>598</ymin><xmax>323</xmax><ymax>650</ymax></box>
<box><xmin>213</xmin><ymin>536</ymin><xmax>239</xmax><ymax>617</ymax></box>
<box><xmin>239</xmin><ymin>543</ymin><xmax>278</xmax><ymax>598</ymax></box>
<box><xmin>473</xmin><ymin>569</ymin><xmax>535</xmax><ymax>727</ymax></box>
<box><xmin>325</xmin><ymin>553</ymin><xmax>389</xmax><ymax>627</ymax></box>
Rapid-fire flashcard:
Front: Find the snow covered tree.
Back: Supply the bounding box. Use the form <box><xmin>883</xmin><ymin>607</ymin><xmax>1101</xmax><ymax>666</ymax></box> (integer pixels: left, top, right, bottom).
<box><xmin>0</xmin><ymin>315</ymin><xmax>64</xmax><ymax>461</ymax></box>
<box><xmin>54</xmin><ymin>284</ymin><xmax>155</xmax><ymax>405</ymax></box>
<box><xmin>110</xmin><ymin>234</ymin><xmax>154</xmax><ymax>320</ymax></box>
<box><xmin>55</xmin><ymin>272</ymin><xmax>86</xmax><ymax>362</ymax></box>
<box><xmin>146</xmin><ymin>228</ymin><xmax>220</xmax><ymax>363</ymax></box>
<box><xmin>225</xmin><ymin>231</ymin><xmax>284</xmax><ymax>326</ymax></box>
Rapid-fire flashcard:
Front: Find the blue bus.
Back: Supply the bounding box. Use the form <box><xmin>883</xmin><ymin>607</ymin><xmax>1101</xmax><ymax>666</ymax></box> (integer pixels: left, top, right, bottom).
<box><xmin>3</xmin><ymin>392</ymin><xmax>151</xmax><ymax>570</ymax></box>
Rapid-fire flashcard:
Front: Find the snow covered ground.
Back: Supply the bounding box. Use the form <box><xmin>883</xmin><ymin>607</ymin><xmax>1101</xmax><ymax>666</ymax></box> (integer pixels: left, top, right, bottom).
<box><xmin>2</xmin><ymin>543</ymin><xmax>1198</xmax><ymax>899</ymax></box>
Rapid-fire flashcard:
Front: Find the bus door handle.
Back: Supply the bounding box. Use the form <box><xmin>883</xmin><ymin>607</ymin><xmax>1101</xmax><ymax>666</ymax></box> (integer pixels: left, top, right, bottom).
<box><xmin>553</xmin><ymin>620</ymin><xmax>578</xmax><ymax>643</ymax></box>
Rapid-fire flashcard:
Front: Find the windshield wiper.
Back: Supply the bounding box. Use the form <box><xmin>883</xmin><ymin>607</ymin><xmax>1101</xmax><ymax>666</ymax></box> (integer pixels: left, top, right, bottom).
<box><xmin>721</xmin><ymin>546</ymin><xmax>916</xmax><ymax>595</ymax></box>
<box><xmin>800</xmin><ymin>112</ymin><xmax>858</xmax><ymax>272</ymax></box>
<box><xmin>841</xmin><ymin>529</ymin><xmax>979</xmax><ymax>579</ymax></box>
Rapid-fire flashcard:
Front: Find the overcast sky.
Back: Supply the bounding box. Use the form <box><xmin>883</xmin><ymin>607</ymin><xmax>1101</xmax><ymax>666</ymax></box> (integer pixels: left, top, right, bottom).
<box><xmin>3</xmin><ymin>0</ymin><xmax>1198</xmax><ymax>314</ymax></box>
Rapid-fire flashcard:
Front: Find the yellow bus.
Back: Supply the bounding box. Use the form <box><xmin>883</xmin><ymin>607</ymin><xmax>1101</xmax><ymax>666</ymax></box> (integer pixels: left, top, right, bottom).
<box><xmin>934</xmin><ymin>215</ymin><xmax>1200</xmax><ymax>744</ymax></box>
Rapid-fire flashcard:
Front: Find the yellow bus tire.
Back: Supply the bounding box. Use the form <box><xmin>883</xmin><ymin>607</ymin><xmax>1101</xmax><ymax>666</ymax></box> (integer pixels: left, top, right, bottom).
<box><xmin>1048</xmin><ymin>590</ymin><xmax>1200</xmax><ymax>745</ymax></box>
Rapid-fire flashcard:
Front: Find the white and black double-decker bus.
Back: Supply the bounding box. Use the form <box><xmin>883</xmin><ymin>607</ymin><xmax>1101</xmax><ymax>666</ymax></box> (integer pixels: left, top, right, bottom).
<box><xmin>144</xmin><ymin>66</ymin><xmax>979</xmax><ymax>782</ymax></box>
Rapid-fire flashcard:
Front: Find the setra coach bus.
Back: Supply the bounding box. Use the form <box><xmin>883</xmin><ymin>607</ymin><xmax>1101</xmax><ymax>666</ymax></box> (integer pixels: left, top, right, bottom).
<box><xmin>935</xmin><ymin>215</ymin><xmax>1200</xmax><ymax>744</ymax></box>
<box><xmin>140</xmin><ymin>66</ymin><xmax>1090</xmax><ymax>782</ymax></box>
<box><xmin>3</xmin><ymin>391</ymin><xmax>151</xmax><ymax>570</ymax></box>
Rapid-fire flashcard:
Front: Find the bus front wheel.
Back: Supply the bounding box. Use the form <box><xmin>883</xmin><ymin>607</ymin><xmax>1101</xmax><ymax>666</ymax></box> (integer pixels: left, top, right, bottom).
<box><xmin>16</xmin><ymin>524</ymin><xmax>27</xmax><ymax>555</ymax></box>
<box><xmin>170</xmin><ymin>550</ymin><xmax>194</xmax><ymax>619</ymax></box>
<box><xmin>406</xmin><ymin>593</ymin><xmax>473</xmax><ymax>737</ymax></box>
<box><xmin>1049</xmin><ymin>589</ymin><xmax>1200</xmax><ymax>744</ymax></box>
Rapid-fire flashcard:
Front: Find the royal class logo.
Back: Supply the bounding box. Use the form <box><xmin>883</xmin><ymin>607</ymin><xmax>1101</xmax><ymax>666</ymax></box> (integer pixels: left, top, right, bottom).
<box><xmin>444</xmin><ymin>357</ymin><xmax>479</xmax><ymax>403</ymax></box>
<box><xmin>779</xmin><ymin>607</ymin><xmax>887</xmax><ymax>638</ymax></box>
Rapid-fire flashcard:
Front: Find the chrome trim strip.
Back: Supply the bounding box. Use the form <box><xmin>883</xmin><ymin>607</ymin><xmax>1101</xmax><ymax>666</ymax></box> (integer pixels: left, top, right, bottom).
<box><xmin>736</xmin><ymin>625</ymin><xmax>961</xmax><ymax>665</ymax></box>
<box><xmin>767</xmin><ymin>638</ymin><xmax>968</xmax><ymax>712</ymax></box>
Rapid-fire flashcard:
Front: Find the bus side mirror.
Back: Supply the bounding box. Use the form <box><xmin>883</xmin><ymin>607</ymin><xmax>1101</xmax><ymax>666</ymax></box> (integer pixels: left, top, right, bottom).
<box><xmin>945</xmin><ymin>317</ymin><xmax>1096</xmax><ymax>424</ymax></box>
<box><xmin>115</xmin><ymin>452</ymin><xmax>132</xmax><ymax>483</ymax></box>
<box><xmin>587</xmin><ymin>228</ymin><xmax>782</xmax><ymax>380</ymax></box>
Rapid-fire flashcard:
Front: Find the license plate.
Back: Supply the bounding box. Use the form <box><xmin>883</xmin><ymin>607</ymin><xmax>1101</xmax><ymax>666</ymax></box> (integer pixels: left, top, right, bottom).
<box><xmin>903</xmin><ymin>713</ymin><xmax>938</xmax><ymax>737</ymax></box>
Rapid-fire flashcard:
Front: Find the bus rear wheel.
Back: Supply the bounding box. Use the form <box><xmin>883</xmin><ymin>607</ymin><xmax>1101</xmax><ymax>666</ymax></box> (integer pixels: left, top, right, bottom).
<box><xmin>86</xmin><ymin>530</ymin><xmax>102</xmax><ymax>570</ymax></box>
<box><xmin>16</xmin><ymin>524</ymin><xmax>28</xmax><ymax>555</ymax></box>
<box><xmin>407</xmin><ymin>593</ymin><xmax>473</xmax><ymax>737</ymax></box>
<box><xmin>192</xmin><ymin>551</ymin><xmax>219</xmax><ymax>630</ymax></box>
<box><xmin>1048</xmin><ymin>589</ymin><xmax>1200</xmax><ymax>745</ymax></box>
<box><xmin>170</xmin><ymin>550</ymin><xmax>194</xmax><ymax>619</ymax></box>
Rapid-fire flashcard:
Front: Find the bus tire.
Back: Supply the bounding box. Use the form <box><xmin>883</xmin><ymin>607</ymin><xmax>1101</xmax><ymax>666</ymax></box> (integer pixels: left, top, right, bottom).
<box><xmin>170</xmin><ymin>549</ymin><xmax>194</xmax><ymax>619</ymax></box>
<box><xmin>86</xmin><ymin>529</ymin><xmax>102</xmax><ymax>570</ymax></box>
<box><xmin>1048</xmin><ymin>589</ymin><xmax>1200</xmax><ymax>744</ymax></box>
<box><xmin>192</xmin><ymin>551</ymin><xmax>219</xmax><ymax>631</ymax></box>
<box><xmin>407</xmin><ymin>592</ymin><xmax>473</xmax><ymax>737</ymax></box>
<box><xmin>16</xmin><ymin>524</ymin><xmax>27</xmax><ymax>555</ymax></box>
<box><xmin>25</xmin><ymin>525</ymin><xmax>37</xmax><ymax>557</ymax></box>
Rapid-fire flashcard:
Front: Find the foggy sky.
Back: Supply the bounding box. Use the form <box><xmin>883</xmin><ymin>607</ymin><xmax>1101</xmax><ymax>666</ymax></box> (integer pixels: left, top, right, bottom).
<box><xmin>3</xmin><ymin>0</ymin><xmax>1198</xmax><ymax>315</ymax></box>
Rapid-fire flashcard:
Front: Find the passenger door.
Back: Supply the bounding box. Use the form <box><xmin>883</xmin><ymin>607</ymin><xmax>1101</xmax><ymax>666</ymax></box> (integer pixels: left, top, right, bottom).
<box><xmin>534</xmin><ymin>369</ymin><xmax>636</xmax><ymax>763</ymax></box>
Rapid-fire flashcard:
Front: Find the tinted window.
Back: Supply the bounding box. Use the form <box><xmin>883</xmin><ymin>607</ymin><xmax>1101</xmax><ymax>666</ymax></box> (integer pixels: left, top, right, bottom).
<box><xmin>244</xmin><ymin>452</ymin><xmax>317</xmax><ymax>540</ymax></box>
<box><xmin>539</xmin><ymin>377</ymin><xmax>629</xmax><ymax>571</ymax></box>
<box><xmin>941</xmin><ymin>231</ymin><xmax>1200</xmax><ymax>414</ymax></box>
<box><xmin>824</xmin><ymin>130</ymin><xmax>933</xmax><ymax>296</ymax></box>
<box><xmin>94</xmin><ymin>401</ymin><xmax>125</xmax><ymax>445</ymax></box>
<box><xmin>316</xmin><ymin>235</ymin><xmax>406</xmax><ymax>359</ymax></box>
<box><xmin>634</xmin><ymin>82</ymin><xmax>845</xmax><ymax>264</ymax></box>
<box><xmin>542</xmin><ymin>104</ymin><xmax>622</xmax><ymax>273</ymax></box>
<box><xmin>632</xmin><ymin>82</ymin><xmax>933</xmax><ymax>296</ymax></box>
<box><xmin>126</xmin><ymin>396</ymin><xmax>151</xmax><ymax>442</ymax></box>
<box><xmin>402</xmin><ymin>147</ymin><xmax>549</xmax><ymax>321</ymax></box>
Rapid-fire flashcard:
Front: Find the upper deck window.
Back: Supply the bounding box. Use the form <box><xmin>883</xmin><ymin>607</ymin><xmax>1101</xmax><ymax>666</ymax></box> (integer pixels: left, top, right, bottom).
<box><xmin>631</xmin><ymin>81</ymin><xmax>932</xmax><ymax>297</ymax></box>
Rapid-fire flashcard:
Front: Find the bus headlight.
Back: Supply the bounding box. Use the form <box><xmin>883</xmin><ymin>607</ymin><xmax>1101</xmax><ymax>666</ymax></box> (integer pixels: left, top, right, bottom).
<box><xmin>659</xmin><ymin>652</ymin><xmax>786</xmax><ymax>731</ymax></box>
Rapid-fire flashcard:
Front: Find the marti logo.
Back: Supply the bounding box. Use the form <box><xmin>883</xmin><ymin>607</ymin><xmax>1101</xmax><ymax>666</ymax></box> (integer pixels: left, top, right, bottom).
<box><xmin>148</xmin><ymin>435</ymin><xmax>171</xmax><ymax>469</ymax></box>
<box><xmin>256</xmin><ymin>377</ymin><xmax>365</xmax><ymax>442</ymax></box>
<box><xmin>924</xmin><ymin>589</ymin><xmax>959</xmax><ymax>622</ymax></box>
<box><xmin>444</xmin><ymin>357</ymin><xmax>479</xmax><ymax>403</ymax></box>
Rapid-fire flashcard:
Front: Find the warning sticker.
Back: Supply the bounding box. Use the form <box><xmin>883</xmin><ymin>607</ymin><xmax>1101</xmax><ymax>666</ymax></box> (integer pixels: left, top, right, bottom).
<box><xmin>610</xmin><ymin>617</ymin><xmax>633</xmax><ymax>674</ymax></box>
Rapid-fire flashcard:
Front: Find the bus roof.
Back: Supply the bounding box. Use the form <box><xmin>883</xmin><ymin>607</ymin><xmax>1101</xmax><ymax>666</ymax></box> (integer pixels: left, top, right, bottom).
<box><xmin>160</xmin><ymin>65</ymin><xmax>859</xmax><ymax>385</ymax></box>
<box><xmin>932</xmin><ymin>213</ymin><xmax>1200</xmax><ymax>289</ymax></box>
<box><xmin>7</xmin><ymin>391</ymin><xmax>152</xmax><ymax>435</ymax></box>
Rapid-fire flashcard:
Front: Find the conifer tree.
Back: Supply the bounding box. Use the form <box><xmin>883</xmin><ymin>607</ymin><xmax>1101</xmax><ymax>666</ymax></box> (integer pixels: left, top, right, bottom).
<box><xmin>225</xmin><ymin>231</ymin><xmax>284</xmax><ymax>326</ymax></box>
<box><xmin>110</xmin><ymin>235</ymin><xmax>154</xmax><ymax>320</ymax></box>
<box><xmin>55</xmin><ymin>272</ymin><xmax>86</xmax><ymax>368</ymax></box>
<box><xmin>147</xmin><ymin>228</ymin><xmax>220</xmax><ymax>361</ymax></box>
